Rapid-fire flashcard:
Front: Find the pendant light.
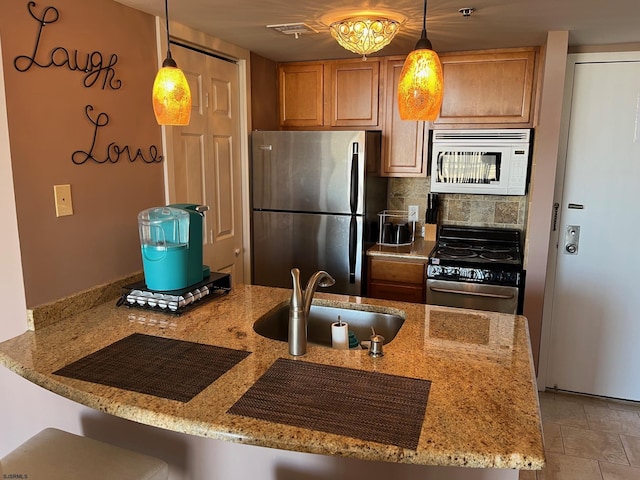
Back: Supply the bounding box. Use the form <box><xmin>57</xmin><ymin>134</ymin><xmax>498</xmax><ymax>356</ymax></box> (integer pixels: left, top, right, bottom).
<box><xmin>397</xmin><ymin>0</ymin><xmax>443</xmax><ymax>121</ymax></box>
<box><xmin>152</xmin><ymin>0</ymin><xmax>191</xmax><ymax>125</ymax></box>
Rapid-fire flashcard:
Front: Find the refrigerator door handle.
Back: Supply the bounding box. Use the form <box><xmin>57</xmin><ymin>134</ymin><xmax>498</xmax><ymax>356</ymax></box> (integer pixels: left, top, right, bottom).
<box><xmin>349</xmin><ymin>216</ymin><xmax>357</xmax><ymax>284</ymax></box>
<box><xmin>350</xmin><ymin>143</ymin><xmax>359</xmax><ymax>215</ymax></box>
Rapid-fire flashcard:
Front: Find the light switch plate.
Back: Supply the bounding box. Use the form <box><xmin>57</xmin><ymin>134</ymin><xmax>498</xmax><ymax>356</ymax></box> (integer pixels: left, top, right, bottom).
<box><xmin>54</xmin><ymin>184</ymin><xmax>74</xmax><ymax>217</ymax></box>
<box><xmin>408</xmin><ymin>205</ymin><xmax>419</xmax><ymax>222</ymax></box>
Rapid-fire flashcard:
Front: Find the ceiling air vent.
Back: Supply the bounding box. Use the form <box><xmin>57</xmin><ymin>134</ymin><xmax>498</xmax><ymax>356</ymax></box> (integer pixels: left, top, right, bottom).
<box><xmin>266</xmin><ymin>23</ymin><xmax>318</xmax><ymax>39</ymax></box>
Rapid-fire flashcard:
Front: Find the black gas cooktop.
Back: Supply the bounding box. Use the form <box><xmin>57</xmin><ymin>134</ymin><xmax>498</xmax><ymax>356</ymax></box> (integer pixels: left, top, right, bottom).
<box><xmin>427</xmin><ymin>226</ymin><xmax>524</xmax><ymax>287</ymax></box>
<box><xmin>429</xmin><ymin>226</ymin><xmax>522</xmax><ymax>269</ymax></box>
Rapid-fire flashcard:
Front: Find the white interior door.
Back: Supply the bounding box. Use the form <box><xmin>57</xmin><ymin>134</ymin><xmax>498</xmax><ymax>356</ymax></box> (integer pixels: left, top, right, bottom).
<box><xmin>546</xmin><ymin>53</ymin><xmax>640</xmax><ymax>400</ymax></box>
<box><xmin>167</xmin><ymin>44</ymin><xmax>244</xmax><ymax>284</ymax></box>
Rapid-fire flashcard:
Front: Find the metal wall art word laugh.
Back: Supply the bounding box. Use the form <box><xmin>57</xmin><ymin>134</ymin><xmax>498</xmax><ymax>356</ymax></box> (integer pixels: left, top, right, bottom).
<box><xmin>13</xmin><ymin>1</ymin><xmax>162</xmax><ymax>164</ymax></box>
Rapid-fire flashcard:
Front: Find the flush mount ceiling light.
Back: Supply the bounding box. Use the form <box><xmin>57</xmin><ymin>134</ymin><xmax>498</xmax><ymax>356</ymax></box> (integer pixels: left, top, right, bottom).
<box><xmin>397</xmin><ymin>0</ymin><xmax>444</xmax><ymax>121</ymax></box>
<box><xmin>152</xmin><ymin>0</ymin><xmax>192</xmax><ymax>126</ymax></box>
<box><xmin>329</xmin><ymin>16</ymin><xmax>402</xmax><ymax>60</ymax></box>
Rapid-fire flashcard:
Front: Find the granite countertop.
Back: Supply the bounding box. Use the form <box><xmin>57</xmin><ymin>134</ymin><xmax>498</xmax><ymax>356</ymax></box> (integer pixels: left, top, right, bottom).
<box><xmin>0</xmin><ymin>284</ymin><xmax>544</xmax><ymax>470</ymax></box>
<box><xmin>366</xmin><ymin>237</ymin><xmax>436</xmax><ymax>261</ymax></box>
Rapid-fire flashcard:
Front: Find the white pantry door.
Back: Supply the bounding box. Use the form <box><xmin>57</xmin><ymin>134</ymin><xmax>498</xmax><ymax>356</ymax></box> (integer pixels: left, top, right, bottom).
<box><xmin>546</xmin><ymin>52</ymin><xmax>640</xmax><ymax>400</ymax></box>
<box><xmin>167</xmin><ymin>44</ymin><xmax>244</xmax><ymax>284</ymax></box>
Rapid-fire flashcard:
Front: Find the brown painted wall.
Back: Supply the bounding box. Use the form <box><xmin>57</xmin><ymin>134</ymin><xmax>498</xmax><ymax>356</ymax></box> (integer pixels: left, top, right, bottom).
<box><xmin>250</xmin><ymin>52</ymin><xmax>278</xmax><ymax>131</ymax></box>
<box><xmin>1</xmin><ymin>0</ymin><xmax>164</xmax><ymax>307</ymax></box>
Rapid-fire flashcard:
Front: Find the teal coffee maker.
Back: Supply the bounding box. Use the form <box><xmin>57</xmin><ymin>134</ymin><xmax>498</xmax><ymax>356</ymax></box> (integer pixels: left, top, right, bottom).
<box><xmin>138</xmin><ymin>204</ymin><xmax>209</xmax><ymax>291</ymax></box>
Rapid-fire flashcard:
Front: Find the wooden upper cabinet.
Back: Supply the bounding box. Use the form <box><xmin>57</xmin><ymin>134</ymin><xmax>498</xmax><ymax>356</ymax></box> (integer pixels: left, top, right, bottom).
<box><xmin>381</xmin><ymin>56</ymin><xmax>428</xmax><ymax>177</ymax></box>
<box><xmin>435</xmin><ymin>47</ymin><xmax>539</xmax><ymax>127</ymax></box>
<box><xmin>278</xmin><ymin>63</ymin><xmax>324</xmax><ymax>128</ymax></box>
<box><xmin>329</xmin><ymin>60</ymin><xmax>379</xmax><ymax>127</ymax></box>
<box><xmin>277</xmin><ymin>59</ymin><xmax>380</xmax><ymax>129</ymax></box>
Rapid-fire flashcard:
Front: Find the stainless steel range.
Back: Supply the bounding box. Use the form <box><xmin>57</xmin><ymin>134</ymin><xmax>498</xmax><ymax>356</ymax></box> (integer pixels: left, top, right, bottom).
<box><xmin>426</xmin><ymin>226</ymin><xmax>524</xmax><ymax>314</ymax></box>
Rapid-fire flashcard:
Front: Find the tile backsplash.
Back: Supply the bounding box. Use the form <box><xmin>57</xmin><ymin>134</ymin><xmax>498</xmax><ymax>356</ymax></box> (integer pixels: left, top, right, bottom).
<box><xmin>387</xmin><ymin>177</ymin><xmax>528</xmax><ymax>233</ymax></box>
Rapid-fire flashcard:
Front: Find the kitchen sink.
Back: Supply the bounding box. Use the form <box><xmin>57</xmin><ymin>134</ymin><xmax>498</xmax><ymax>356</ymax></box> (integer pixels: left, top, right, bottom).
<box><xmin>253</xmin><ymin>302</ymin><xmax>405</xmax><ymax>347</ymax></box>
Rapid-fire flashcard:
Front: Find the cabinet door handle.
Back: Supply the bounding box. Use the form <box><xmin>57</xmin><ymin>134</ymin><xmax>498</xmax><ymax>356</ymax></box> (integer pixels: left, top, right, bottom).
<box><xmin>350</xmin><ymin>142</ymin><xmax>359</xmax><ymax>215</ymax></box>
<box><xmin>348</xmin><ymin>217</ymin><xmax>357</xmax><ymax>284</ymax></box>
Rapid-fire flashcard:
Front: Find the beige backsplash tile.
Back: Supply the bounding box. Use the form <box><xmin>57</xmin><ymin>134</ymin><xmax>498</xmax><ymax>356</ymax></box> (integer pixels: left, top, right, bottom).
<box><xmin>386</xmin><ymin>195</ymin><xmax>405</xmax><ymax>212</ymax></box>
<box><xmin>495</xmin><ymin>201</ymin><xmax>520</xmax><ymax>224</ymax></box>
<box><xmin>387</xmin><ymin>178</ymin><xmax>528</xmax><ymax>232</ymax></box>
<box><xmin>470</xmin><ymin>200</ymin><xmax>497</xmax><ymax>224</ymax></box>
<box><xmin>388</xmin><ymin>177</ymin><xmax>429</xmax><ymax>197</ymax></box>
<box><xmin>446</xmin><ymin>199</ymin><xmax>472</xmax><ymax>222</ymax></box>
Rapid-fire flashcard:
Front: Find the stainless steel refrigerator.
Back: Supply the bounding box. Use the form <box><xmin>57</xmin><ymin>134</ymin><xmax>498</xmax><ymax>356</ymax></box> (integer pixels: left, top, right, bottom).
<box><xmin>251</xmin><ymin>130</ymin><xmax>387</xmax><ymax>296</ymax></box>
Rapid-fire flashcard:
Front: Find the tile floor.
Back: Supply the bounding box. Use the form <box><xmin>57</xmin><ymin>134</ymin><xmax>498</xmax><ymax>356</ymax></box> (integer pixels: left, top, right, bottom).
<box><xmin>519</xmin><ymin>390</ymin><xmax>640</xmax><ymax>480</ymax></box>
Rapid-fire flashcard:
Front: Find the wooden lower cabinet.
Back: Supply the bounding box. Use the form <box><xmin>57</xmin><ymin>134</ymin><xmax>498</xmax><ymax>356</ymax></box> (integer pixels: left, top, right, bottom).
<box><xmin>367</xmin><ymin>257</ymin><xmax>426</xmax><ymax>304</ymax></box>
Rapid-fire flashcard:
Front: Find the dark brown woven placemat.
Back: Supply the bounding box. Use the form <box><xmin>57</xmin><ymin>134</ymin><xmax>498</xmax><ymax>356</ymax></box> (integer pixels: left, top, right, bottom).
<box><xmin>228</xmin><ymin>358</ymin><xmax>431</xmax><ymax>450</ymax></box>
<box><xmin>54</xmin><ymin>333</ymin><xmax>251</xmax><ymax>402</ymax></box>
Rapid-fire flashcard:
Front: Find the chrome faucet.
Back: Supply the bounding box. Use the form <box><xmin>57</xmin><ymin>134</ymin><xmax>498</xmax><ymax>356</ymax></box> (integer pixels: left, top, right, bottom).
<box><xmin>289</xmin><ymin>268</ymin><xmax>336</xmax><ymax>356</ymax></box>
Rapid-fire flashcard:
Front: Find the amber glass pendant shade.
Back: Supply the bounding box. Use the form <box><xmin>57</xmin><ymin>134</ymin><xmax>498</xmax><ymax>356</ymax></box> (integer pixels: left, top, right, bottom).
<box><xmin>152</xmin><ymin>62</ymin><xmax>191</xmax><ymax>126</ymax></box>
<box><xmin>397</xmin><ymin>47</ymin><xmax>444</xmax><ymax>121</ymax></box>
<box><xmin>153</xmin><ymin>0</ymin><xmax>191</xmax><ymax>126</ymax></box>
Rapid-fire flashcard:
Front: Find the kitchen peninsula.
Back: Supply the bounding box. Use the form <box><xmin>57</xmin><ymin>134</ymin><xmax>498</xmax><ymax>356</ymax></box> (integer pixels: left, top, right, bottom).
<box><xmin>0</xmin><ymin>283</ymin><xmax>544</xmax><ymax>478</ymax></box>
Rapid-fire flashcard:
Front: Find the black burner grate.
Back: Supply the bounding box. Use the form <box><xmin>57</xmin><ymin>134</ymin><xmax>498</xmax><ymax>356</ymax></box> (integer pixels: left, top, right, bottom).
<box><xmin>437</xmin><ymin>247</ymin><xmax>477</xmax><ymax>258</ymax></box>
<box><xmin>479</xmin><ymin>251</ymin><xmax>515</xmax><ymax>261</ymax></box>
<box><xmin>429</xmin><ymin>226</ymin><xmax>523</xmax><ymax>269</ymax></box>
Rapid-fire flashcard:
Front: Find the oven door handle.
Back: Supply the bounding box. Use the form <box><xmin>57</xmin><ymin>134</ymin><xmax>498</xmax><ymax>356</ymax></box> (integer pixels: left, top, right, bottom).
<box><xmin>428</xmin><ymin>287</ymin><xmax>516</xmax><ymax>300</ymax></box>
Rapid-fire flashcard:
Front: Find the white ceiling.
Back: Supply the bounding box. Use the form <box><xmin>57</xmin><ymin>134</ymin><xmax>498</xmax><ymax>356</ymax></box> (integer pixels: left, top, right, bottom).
<box><xmin>114</xmin><ymin>0</ymin><xmax>640</xmax><ymax>62</ymax></box>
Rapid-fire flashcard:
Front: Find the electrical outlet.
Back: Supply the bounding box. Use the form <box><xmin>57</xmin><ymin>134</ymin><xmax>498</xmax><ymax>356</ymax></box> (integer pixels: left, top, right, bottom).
<box><xmin>408</xmin><ymin>205</ymin><xmax>419</xmax><ymax>222</ymax></box>
<box><xmin>54</xmin><ymin>184</ymin><xmax>74</xmax><ymax>217</ymax></box>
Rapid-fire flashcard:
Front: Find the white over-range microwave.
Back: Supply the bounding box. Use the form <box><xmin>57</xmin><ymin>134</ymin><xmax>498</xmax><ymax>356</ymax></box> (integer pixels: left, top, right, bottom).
<box><xmin>430</xmin><ymin>129</ymin><xmax>532</xmax><ymax>195</ymax></box>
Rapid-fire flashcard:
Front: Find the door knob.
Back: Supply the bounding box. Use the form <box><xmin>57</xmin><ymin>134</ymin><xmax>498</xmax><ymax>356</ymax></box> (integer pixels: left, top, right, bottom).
<box><xmin>565</xmin><ymin>244</ymin><xmax>578</xmax><ymax>254</ymax></box>
<box><xmin>234</xmin><ymin>248</ymin><xmax>241</xmax><ymax>257</ymax></box>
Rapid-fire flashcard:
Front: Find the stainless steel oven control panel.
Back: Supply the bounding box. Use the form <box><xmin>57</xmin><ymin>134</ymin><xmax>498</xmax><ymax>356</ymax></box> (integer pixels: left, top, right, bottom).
<box><xmin>427</xmin><ymin>265</ymin><xmax>520</xmax><ymax>287</ymax></box>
